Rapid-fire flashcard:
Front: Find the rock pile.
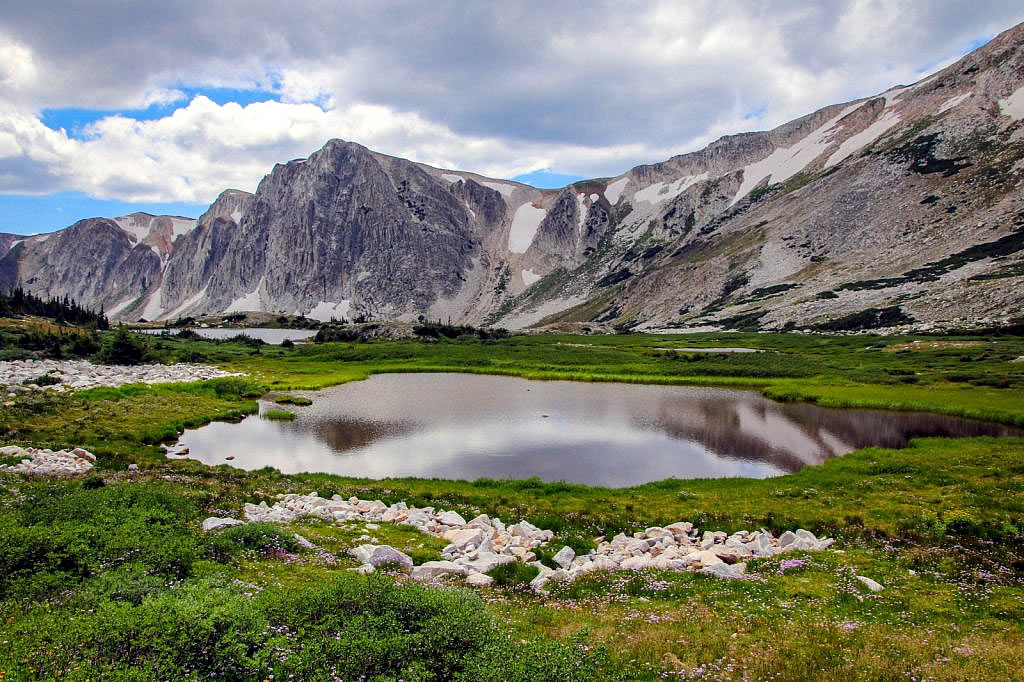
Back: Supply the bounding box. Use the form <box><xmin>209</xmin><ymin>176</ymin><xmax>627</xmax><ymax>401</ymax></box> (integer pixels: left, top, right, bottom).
<box><xmin>230</xmin><ymin>493</ymin><xmax>836</xmax><ymax>591</ymax></box>
<box><xmin>0</xmin><ymin>445</ymin><xmax>96</xmax><ymax>475</ymax></box>
<box><xmin>573</xmin><ymin>524</ymin><xmax>835</xmax><ymax>583</ymax></box>
<box><xmin>0</xmin><ymin>359</ymin><xmax>243</xmax><ymax>396</ymax></box>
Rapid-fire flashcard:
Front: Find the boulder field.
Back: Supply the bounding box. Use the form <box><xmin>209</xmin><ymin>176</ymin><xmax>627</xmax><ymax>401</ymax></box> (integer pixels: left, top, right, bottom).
<box><xmin>218</xmin><ymin>492</ymin><xmax>837</xmax><ymax>591</ymax></box>
<box><xmin>0</xmin><ymin>445</ymin><xmax>96</xmax><ymax>475</ymax></box>
<box><xmin>0</xmin><ymin>359</ymin><xmax>243</xmax><ymax>400</ymax></box>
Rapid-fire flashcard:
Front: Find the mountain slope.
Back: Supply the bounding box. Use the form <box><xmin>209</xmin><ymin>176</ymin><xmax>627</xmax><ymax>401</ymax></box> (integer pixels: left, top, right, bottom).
<box><xmin>4</xmin><ymin>22</ymin><xmax>1024</xmax><ymax>330</ymax></box>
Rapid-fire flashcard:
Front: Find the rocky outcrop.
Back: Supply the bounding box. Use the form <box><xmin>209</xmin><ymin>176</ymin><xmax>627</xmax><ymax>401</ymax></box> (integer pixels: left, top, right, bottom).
<box><xmin>6</xmin><ymin>23</ymin><xmax>1024</xmax><ymax>330</ymax></box>
<box><xmin>0</xmin><ymin>359</ymin><xmax>243</xmax><ymax>397</ymax></box>
<box><xmin>0</xmin><ymin>445</ymin><xmax>95</xmax><ymax>475</ymax></box>
<box><xmin>238</xmin><ymin>492</ymin><xmax>835</xmax><ymax>591</ymax></box>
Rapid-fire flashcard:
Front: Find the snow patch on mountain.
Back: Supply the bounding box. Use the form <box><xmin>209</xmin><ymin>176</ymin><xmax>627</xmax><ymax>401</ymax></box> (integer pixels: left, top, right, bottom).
<box><xmin>482</xmin><ymin>181</ymin><xmax>516</xmax><ymax>197</ymax></box>
<box><xmin>999</xmin><ymin>85</ymin><xmax>1024</xmax><ymax>118</ymax></box>
<box><xmin>825</xmin><ymin>110</ymin><xmax>901</xmax><ymax>168</ymax></box>
<box><xmin>604</xmin><ymin>177</ymin><xmax>628</xmax><ymax>204</ymax></box>
<box><xmin>225</xmin><ymin>277</ymin><xmax>265</xmax><ymax>313</ymax></box>
<box><xmin>113</xmin><ymin>216</ymin><xmax>150</xmax><ymax>243</ymax></box>
<box><xmin>522</xmin><ymin>269</ymin><xmax>542</xmax><ymax>286</ymax></box>
<box><xmin>937</xmin><ymin>93</ymin><xmax>971</xmax><ymax>114</ymax></box>
<box><xmin>732</xmin><ymin>103</ymin><xmax>861</xmax><ymax>205</ymax></box>
<box><xmin>141</xmin><ymin>285</ymin><xmax>165</xmax><ymax>320</ymax></box>
<box><xmin>508</xmin><ymin>203</ymin><xmax>547</xmax><ymax>253</ymax></box>
<box><xmin>164</xmin><ymin>286</ymin><xmax>209</xmax><ymax>320</ymax></box>
<box><xmin>307</xmin><ymin>299</ymin><xmax>352</xmax><ymax>322</ymax></box>
<box><xmin>169</xmin><ymin>217</ymin><xmax>197</xmax><ymax>237</ymax></box>
<box><xmin>634</xmin><ymin>173</ymin><xmax>709</xmax><ymax>205</ymax></box>
<box><xmin>106</xmin><ymin>296</ymin><xmax>136</xmax><ymax>318</ymax></box>
<box><xmin>500</xmin><ymin>295</ymin><xmax>589</xmax><ymax>329</ymax></box>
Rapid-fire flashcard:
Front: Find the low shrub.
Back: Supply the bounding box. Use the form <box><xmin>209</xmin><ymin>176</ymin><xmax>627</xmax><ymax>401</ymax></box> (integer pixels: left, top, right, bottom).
<box><xmin>26</xmin><ymin>373</ymin><xmax>61</xmax><ymax>386</ymax></box>
<box><xmin>0</xmin><ymin>482</ymin><xmax>202</xmax><ymax>599</ymax></box>
<box><xmin>2</xmin><ymin>574</ymin><xmax>613</xmax><ymax>680</ymax></box>
<box><xmin>213</xmin><ymin>523</ymin><xmax>300</xmax><ymax>554</ymax></box>
<box><xmin>95</xmin><ymin>327</ymin><xmax>155</xmax><ymax>365</ymax></box>
<box><xmin>223</xmin><ymin>333</ymin><xmax>265</xmax><ymax>348</ymax></box>
<box><xmin>486</xmin><ymin>561</ymin><xmax>539</xmax><ymax>587</ymax></box>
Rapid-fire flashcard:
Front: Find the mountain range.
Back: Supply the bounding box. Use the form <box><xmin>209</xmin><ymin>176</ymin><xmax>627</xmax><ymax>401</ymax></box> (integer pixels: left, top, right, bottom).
<box><xmin>3</xmin><ymin>23</ymin><xmax>1024</xmax><ymax>332</ymax></box>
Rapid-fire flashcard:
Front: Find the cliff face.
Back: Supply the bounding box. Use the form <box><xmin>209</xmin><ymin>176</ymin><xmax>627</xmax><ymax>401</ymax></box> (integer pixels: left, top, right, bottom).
<box><xmin>197</xmin><ymin>141</ymin><xmax>504</xmax><ymax>321</ymax></box>
<box><xmin>5</xmin><ymin>22</ymin><xmax>1024</xmax><ymax>330</ymax></box>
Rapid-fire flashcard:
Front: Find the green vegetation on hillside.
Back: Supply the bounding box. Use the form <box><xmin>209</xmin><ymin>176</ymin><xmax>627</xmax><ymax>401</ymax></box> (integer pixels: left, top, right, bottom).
<box><xmin>1</xmin><ymin>329</ymin><xmax>1024</xmax><ymax>679</ymax></box>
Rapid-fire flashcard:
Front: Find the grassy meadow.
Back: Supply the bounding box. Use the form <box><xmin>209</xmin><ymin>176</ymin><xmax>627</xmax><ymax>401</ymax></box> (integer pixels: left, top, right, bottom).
<box><xmin>1</xmin><ymin>326</ymin><xmax>1023</xmax><ymax>680</ymax></box>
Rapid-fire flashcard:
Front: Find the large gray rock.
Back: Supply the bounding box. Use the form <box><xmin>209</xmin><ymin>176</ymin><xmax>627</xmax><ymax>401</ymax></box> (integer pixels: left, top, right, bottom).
<box><xmin>202</xmin><ymin>517</ymin><xmax>245</xmax><ymax>532</ymax></box>
<box><xmin>437</xmin><ymin>510</ymin><xmax>468</xmax><ymax>527</ymax></box>
<box><xmin>703</xmin><ymin>562</ymin><xmax>747</xmax><ymax>579</ymax></box>
<box><xmin>552</xmin><ymin>545</ymin><xmax>576</xmax><ymax>569</ymax></box>
<box><xmin>349</xmin><ymin>544</ymin><xmax>414</xmax><ymax>572</ymax></box>
<box><xmin>856</xmin><ymin>576</ymin><xmax>884</xmax><ymax>592</ymax></box>
<box><xmin>443</xmin><ymin>528</ymin><xmax>485</xmax><ymax>551</ymax></box>
<box><xmin>465</xmin><ymin>572</ymin><xmax>494</xmax><ymax>587</ymax></box>
<box><xmin>411</xmin><ymin>561</ymin><xmax>470</xmax><ymax>580</ymax></box>
<box><xmin>463</xmin><ymin>552</ymin><xmax>516</xmax><ymax>574</ymax></box>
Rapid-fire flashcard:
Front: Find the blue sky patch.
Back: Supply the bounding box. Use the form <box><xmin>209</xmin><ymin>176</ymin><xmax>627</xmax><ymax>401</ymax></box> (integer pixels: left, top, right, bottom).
<box><xmin>510</xmin><ymin>169</ymin><xmax>587</xmax><ymax>189</ymax></box>
<box><xmin>0</xmin><ymin>192</ymin><xmax>207</xmax><ymax>235</ymax></box>
<box><xmin>915</xmin><ymin>34</ymin><xmax>992</xmax><ymax>74</ymax></box>
<box><xmin>41</xmin><ymin>86</ymin><xmax>281</xmax><ymax>138</ymax></box>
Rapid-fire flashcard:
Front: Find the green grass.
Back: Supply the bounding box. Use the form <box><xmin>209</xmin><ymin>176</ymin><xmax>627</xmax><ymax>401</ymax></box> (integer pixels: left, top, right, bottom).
<box><xmin>274</xmin><ymin>393</ymin><xmax>313</xmax><ymax>406</ymax></box>
<box><xmin>261</xmin><ymin>408</ymin><xmax>297</xmax><ymax>421</ymax></box>
<box><xmin>2</xmin><ymin>329</ymin><xmax>1024</xmax><ymax>679</ymax></box>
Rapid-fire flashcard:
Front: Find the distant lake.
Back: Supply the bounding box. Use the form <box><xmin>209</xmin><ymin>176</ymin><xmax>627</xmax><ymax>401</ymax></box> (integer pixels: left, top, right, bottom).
<box><xmin>174</xmin><ymin>373</ymin><xmax>1023</xmax><ymax>487</ymax></box>
<box><xmin>140</xmin><ymin>327</ymin><xmax>317</xmax><ymax>343</ymax></box>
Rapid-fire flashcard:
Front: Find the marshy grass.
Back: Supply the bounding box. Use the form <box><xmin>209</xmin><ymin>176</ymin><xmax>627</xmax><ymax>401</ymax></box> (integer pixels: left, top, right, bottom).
<box><xmin>274</xmin><ymin>393</ymin><xmax>313</xmax><ymax>406</ymax></box>
<box><xmin>260</xmin><ymin>408</ymin><xmax>296</xmax><ymax>421</ymax></box>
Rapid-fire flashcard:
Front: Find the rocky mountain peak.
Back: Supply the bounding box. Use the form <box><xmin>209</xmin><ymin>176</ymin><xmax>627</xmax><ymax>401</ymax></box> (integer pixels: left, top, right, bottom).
<box><xmin>4</xmin><ymin>22</ymin><xmax>1024</xmax><ymax>332</ymax></box>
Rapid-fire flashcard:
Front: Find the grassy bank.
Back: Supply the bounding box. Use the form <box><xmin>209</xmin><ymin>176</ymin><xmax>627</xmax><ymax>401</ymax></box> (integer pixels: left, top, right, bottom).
<box><xmin>1</xmin><ymin>329</ymin><xmax>1023</xmax><ymax>679</ymax></box>
<box><xmin>222</xmin><ymin>331</ymin><xmax>1024</xmax><ymax>425</ymax></box>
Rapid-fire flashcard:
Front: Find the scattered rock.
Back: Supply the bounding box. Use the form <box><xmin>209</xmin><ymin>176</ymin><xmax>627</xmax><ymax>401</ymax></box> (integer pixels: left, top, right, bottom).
<box><xmin>856</xmin><ymin>575</ymin><xmax>884</xmax><ymax>592</ymax></box>
<box><xmin>443</xmin><ymin>527</ymin><xmax>485</xmax><ymax>551</ymax></box>
<box><xmin>293</xmin><ymin>534</ymin><xmax>317</xmax><ymax>549</ymax></box>
<box><xmin>437</xmin><ymin>510</ymin><xmax>467</xmax><ymax>526</ymax></box>
<box><xmin>0</xmin><ymin>359</ymin><xmax>244</xmax><ymax>398</ymax></box>
<box><xmin>349</xmin><ymin>544</ymin><xmax>414</xmax><ymax>572</ymax></box>
<box><xmin>411</xmin><ymin>560</ymin><xmax>468</xmax><ymax>580</ymax></box>
<box><xmin>202</xmin><ymin>517</ymin><xmax>245</xmax><ymax>532</ymax></box>
<box><xmin>702</xmin><ymin>562</ymin><xmax>747</xmax><ymax>579</ymax></box>
<box><xmin>0</xmin><ymin>445</ymin><xmax>95</xmax><ymax>476</ymax></box>
<box><xmin>553</xmin><ymin>545</ymin><xmax>576</xmax><ymax>569</ymax></box>
<box><xmin>465</xmin><ymin>572</ymin><xmax>494</xmax><ymax>587</ymax></box>
<box><xmin>237</xmin><ymin>493</ymin><xmax>837</xmax><ymax>591</ymax></box>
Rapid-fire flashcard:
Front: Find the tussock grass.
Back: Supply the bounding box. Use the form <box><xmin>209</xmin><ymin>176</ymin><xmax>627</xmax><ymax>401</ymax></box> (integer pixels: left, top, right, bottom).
<box><xmin>260</xmin><ymin>408</ymin><xmax>296</xmax><ymax>421</ymax></box>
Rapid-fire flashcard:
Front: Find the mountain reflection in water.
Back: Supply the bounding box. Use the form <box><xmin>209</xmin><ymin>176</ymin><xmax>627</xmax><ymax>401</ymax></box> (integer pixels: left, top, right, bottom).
<box><xmin>176</xmin><ymin>373</ymin><xmax>1023</xmax><ymax>487</ymax></box>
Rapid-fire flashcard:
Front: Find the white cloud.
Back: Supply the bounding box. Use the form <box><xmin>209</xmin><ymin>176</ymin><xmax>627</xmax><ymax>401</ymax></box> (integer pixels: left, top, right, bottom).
<box><xmin>0</xmin><ymin>35</ymin><xmax>38</xmax><ymax>93</ymax></box>
<box><xmin>0</xmin><ymin>1</ymin><xmax>1021</xmax><ymax>204</ymax></box>
<box><xmin>0</xmin><ymin>95</ymin><xmax>664</xmax><ymax>202</ymax></box>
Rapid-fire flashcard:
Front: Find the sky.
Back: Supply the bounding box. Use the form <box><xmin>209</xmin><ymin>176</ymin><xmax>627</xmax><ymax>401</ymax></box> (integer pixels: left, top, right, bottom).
<box><xmin>1</xmin><ymin>1</ymin><xmax>1023</xmax><ymax>235</ymax></box>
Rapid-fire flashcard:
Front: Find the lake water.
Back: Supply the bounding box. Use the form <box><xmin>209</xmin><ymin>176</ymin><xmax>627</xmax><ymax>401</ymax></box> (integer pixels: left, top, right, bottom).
<box><xmin>141</xmin><ymin>327</ymin><xmax>318</xmax><ymax>343</ymax></box>
<box><xmin>173</xmin><ymin>373</ymin><xmax>1023</xmax><ymax>487</ymax></box>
